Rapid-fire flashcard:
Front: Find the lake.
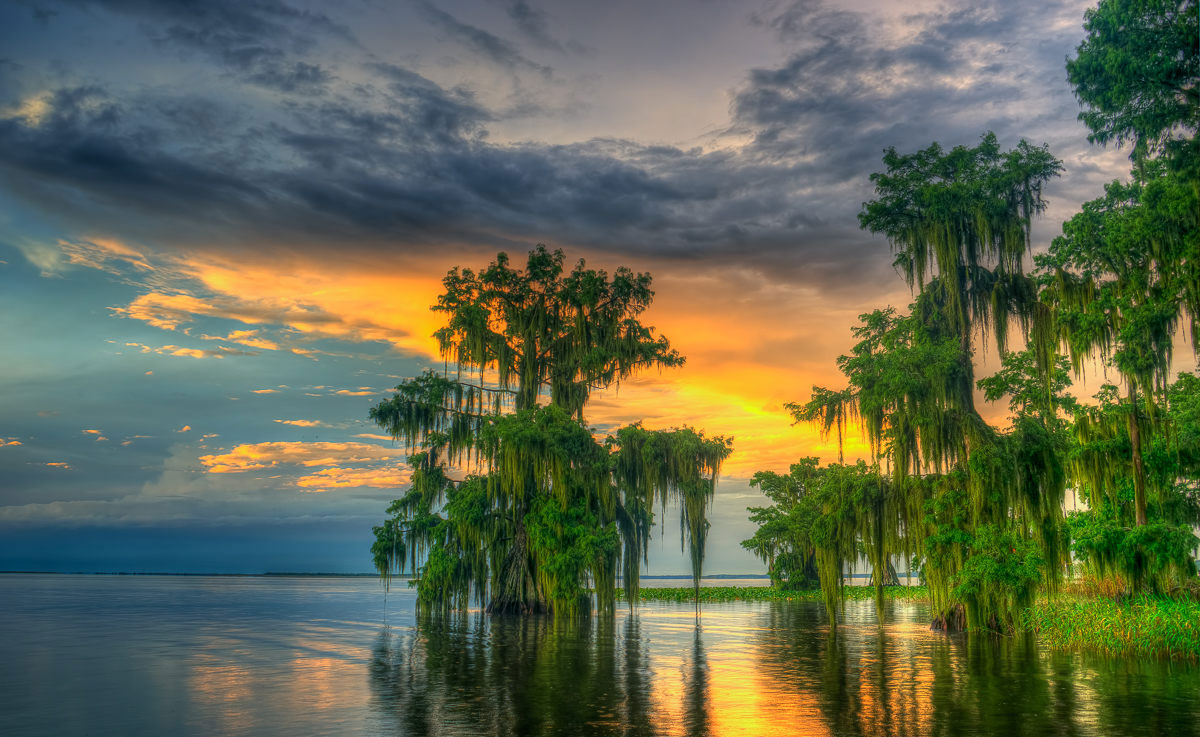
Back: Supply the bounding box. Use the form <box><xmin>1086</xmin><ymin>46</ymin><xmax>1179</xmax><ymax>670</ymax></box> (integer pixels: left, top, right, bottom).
<box><xmin>1</xmin><ymin>574</ymin><xmax>1197</xmax><ymax>736</ymax></box>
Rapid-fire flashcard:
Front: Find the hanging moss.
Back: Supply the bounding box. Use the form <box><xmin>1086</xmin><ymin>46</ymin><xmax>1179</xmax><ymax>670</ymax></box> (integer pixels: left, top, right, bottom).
<box><xmin>370</xmin><ymin>247</ymin><xmax>731</xmax><ymax>616</ymax></box>
<box><xmin>767</xmin><ymin>137</ymin><xmax>1071</xmax><ymax>632</ymax></box>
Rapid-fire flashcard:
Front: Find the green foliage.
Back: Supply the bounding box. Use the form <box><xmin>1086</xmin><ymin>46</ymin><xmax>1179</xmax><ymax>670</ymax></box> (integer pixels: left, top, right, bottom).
<box><xmin>1036</xmin><ymin>175</ymin><xmax>1192</xmax><ymax>398</ymax></box>
<box><xmin>1065</xmin><ymin>371</ymin><xmax>1200</xmax><ymax>593</ymax></box>
<box><xmin>859</xmin><ymin>132</ymin><xmax>1062</xmax><ymax>357</ymax></box>
<box><xmin>1022</xmin><ymin>594</ymin><xmax>1200</xmax><ymax>660</ymax></box>
<box><xmin>769</xmin><ymin>134</ymin><xmax>1070</xmax><ymax>632</ymax></box>
<box><xmin>770</xmin><ymin>305</ymin><xmax>1071</xmax><ymax>632</ymax></box>
<box><xmin>786</xmin><ymin>389</ymin><xmax>857</xmax><ymax>463</ymax></box>
<box><xmin>770</xmin><ymin>0</ymin><xmax>1200</xmax><ymax>630</ymax></box>
<box><xmin>1066</xmin><ymin>0</ymin><xmax>1198</xmax><ymax>159</ymax></box>
<box><xmin>952</xmin><ymin>524</ymin><xmax>1045</xmax><ymax>632</ymax></box>
<box><xmin>977</xmin><ymin>350</ymin><xmax>1076</xmax><ymax>418</ymax></box>
<box><xmin>1069</xmin><ymin>511</ymin><xmax>1198</xmax><ymax>595</ymax></box>
<box><xmin>1043</xmin><ymin>0</ymin><xmax>1200</xmax><ymax>549</ymax></box>
<box><xmin>742</xmin><ymin>459</ymin><xmax>822</xmax><ymax>589</ymax></box>
<box><xmin>431</xmin><ymin>245</ymin><xmax>682</xmax><ymax>418</ymax></box>
<box><xmin>371</xmin><ymin>248</ymin><xmax>731</xmax><ymax>616</ymax></box>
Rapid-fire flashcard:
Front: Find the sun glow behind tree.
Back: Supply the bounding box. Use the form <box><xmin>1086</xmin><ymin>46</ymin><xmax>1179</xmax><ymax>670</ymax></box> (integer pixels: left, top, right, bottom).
<box><xmin>370</xmin><ymin>247</ymin><xmax>731</xmax><ymax>615</ymax></box>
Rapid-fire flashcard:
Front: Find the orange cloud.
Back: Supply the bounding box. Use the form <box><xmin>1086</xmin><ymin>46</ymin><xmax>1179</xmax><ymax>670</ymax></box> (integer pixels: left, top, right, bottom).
<box><xmin>296</xmin><ymin>465</ymin><xmax>412</xmax><ymax>492</ymax></box>
<box><xmin>124</xmin><ymin>342</ymin><xmax>259</xmax><ymax>359</ymax></box>
<box><xmin>201</xmin><ymin>329</ymin><xmax>280</xmax><ymax>351</ymax></box>
<box><xmin>177</xmin><ymin>425</ymin><xmax>192</xmax><ymax>433</ymax></box>
<box><xmin>46</xmin><ymin>462</ymin><xmax>70</xmax><ymax>469</ymax></box>
<box><xmin>199</xmin><ymin>441</ymin><xmax>403</xmax><ymax>474</ymax></box>
<box><xmin>59</xmin><ymin>237</ymin><xmax>154</xmax><ymax>275</ymax></box>
<box><xmin>274</xmin><ymin>419</ymin><xmax>327</xmax><ymax>427</ymax></box>
<box><xmin>1</xmin><ymin>439</ymin><xmax>21</xmax><ymax>447</ymax></box>
<box><xmin>87</xmin><ymin>239</ymin><xmax>917</xmax><ymax>477</ymax></box>
<box><xmin>251</xmin><ymin>388</ymin><xmax>279</xmax><ymax>394</ymax></box>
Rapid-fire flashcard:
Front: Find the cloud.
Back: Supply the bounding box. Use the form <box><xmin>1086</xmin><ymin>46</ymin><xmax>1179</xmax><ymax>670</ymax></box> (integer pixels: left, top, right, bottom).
<box><xmin>201</xmin><ymin>329</ymin><xmax>280</xmax><ymax>351</ymax></box>
<box><xmin>273</xmin><ymin>419</ymin><xmax>326</xmax><ymax>427</ymax></box>
<box><xmin>46</xmin><ymin>462</ymin><xmax>70</xmax><ymax>469</ymax></box>
<box><xmin>54</xmin><ymin>237</ymin><xmax>154</xmax><ymax>276</ymax></box>
<box><xmin>124</xmin><ymin>341</ymin><xmax>260</xmax><ymax>359</ymax></box>
<box><xmin>199</xmin><ymin>440</ymin><xmax>403</xmax><ymax>474</ymax></box>
<box><xmin>296</xmin><ymin>464</ymin><xmax>411</xmax><ymax>491</ymax></box>
<box><xmin>177</xmin><ymin>425</ymin><xmax>191</xmax><ymax>433</ymax></box>
<box><xmin>0</xmin><ymin>0</ymin><xmax>1117</xmax><ymax>302</ymax></box>
<box><xmin>116</xmin><ymin>293</ymin><xmax>339</xmax><ymax>333</ymax></box>
<box><xmin>415</xmin><ymin>1</ymin><xmax>552</xmax><ymax>78</ymax></box>
<box><xmin>251</xmin><ymin>388</ymin><xmax>279</xmax><ymax>394</ymax></box>
<box><xmin>106</xmin><ymin>255</ymin><xmax>426</xmax><ymax>355</ymax></box>
<box><xmin>1</xmin><ymin>439</ymin><xmax>22</xmax><ymax>447</ymax></box>
<box><xmin>505</xmin><ymin>1</ymin><xmax>584</xmax><ymax>54</ymax></box>
<box><xmin>57</xmin><ymin>0</ymin><xmax>348</xmax><ymax>93</ymax></box>
<box><xmin>353</xmin><ymin>433</ymin><xmax>394</xmax><ymax>441</ymax></box>
<box><xmin>334</xmin><ymin>388</ymin><xmax>375</xmax><ymax>396</ymax></box>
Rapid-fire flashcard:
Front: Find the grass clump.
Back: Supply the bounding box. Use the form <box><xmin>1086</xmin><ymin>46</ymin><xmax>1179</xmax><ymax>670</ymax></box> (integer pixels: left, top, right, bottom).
<box><xmin>1022</xmin><ymin>594</ymin><xmax>1200</xmax><ymax>661</ymax></box>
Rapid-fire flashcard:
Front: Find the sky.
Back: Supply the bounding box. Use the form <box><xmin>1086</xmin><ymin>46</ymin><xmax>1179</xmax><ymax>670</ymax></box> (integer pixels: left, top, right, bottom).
<box><xmin>0</xmin><ymin>0</ymin><xmax>1141</xmax><ymax>574</ymax></box>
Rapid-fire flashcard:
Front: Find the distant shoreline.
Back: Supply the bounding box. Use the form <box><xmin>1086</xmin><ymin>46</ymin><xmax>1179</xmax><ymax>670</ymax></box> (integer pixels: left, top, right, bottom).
<box><xmin>0</xmin><ymin>570</ymin><xmax>773</xmax><ymax>579</ymax></box>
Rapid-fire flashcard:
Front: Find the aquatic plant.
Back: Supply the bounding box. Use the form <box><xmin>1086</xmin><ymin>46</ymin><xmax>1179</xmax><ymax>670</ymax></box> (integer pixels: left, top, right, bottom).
<box><xmin>1022</xmin><ymin>594</ymin><xmax>1200</xmax><ymax>660</ymax></box>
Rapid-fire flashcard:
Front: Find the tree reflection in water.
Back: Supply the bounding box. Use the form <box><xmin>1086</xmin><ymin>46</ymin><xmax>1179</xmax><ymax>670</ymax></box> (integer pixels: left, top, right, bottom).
<box><xmin>682</xmin><ymin>626</ymin><xmax>710</xmax><ymax>737</ymax></box>
<box><xmin>370</xmin><ymin>611</ymin><xmax>676</xmax><ymax>736</ymax></box>
<box><xmin>755</xmin><ymin>600</ymin><xmax>1200</xmax><ymax>737</ymax></box>
<box><xmin>370</xmin><ymin>601</ymin><xmax>1200</xmax><ymax>737</ymax></box>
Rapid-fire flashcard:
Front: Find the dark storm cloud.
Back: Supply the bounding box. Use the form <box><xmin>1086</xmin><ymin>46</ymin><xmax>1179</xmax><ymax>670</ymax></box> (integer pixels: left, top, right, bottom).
<box><xmin>733</xmin><ymin>0</ymin><xmax>1068</xmax><ymax>158</ymax></box>
<box><xmin>0</xmin><ymin>0</ymin><xmax>1105</xmax><ymax>293</ymax></box>
<box><xmin>0</xmin><ymin>86</ymin><xmax>267</xmax><ymax>223</ymax></box>
<box><xmin>415</xmin><ymin>0</ymin><xmax>553</xmax><ymax>78</ymax></box>
<box><xmin>507</xmin><ymin>0</ymin><xmax>562</xmax><ymax>51</ymax></box>
<box><xmin>505</xmin><ymin>0</ymin><xmax>586</xmax><ymax>54</ymax></box>
<box><xmin>52</xmin><ymin>0</ymin><xmax>347</xmax><ymax>92</ymax></box>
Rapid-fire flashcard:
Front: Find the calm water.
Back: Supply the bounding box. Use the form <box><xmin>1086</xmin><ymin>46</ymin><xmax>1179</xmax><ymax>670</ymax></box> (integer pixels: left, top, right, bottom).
<box><xmin>2</xmin><ymin>574</ymin><xmax>1197</xmax><ymax>736</ymax></box>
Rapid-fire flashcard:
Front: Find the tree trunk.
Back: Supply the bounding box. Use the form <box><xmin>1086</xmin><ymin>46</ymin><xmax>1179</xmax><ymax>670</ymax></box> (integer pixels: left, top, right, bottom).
<box><xmin>1128</xmin><ymin>383</ymin><xmax>1148</xmax><ymax>527</ymax></box>
<box><xmin>487</xmin><ymin>521</ymin><xmax>547</xmax><ymax>615</ymax></box>
<box><xmin>930</xmin><ymin>603</ymin><xmax>966</xmax><ymax>633</ymax></box>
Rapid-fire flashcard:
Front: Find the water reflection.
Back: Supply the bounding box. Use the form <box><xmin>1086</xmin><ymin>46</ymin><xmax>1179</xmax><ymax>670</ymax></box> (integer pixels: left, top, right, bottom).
<box><xmin>4</xmin><ymin>576</ymin><xmax>1196</xmax><ymax>737</ymax></box>
<box><xmin>370</xmin><ymin>601</ymin><xmax>1200</xmax><ymax>737</ymax></box>
<box><xmin>682</xmin><ymin>627</ymin><xmax>710</xmax><ymax>737</ymax></box>
<box><xmin>370</xmin><ymin>612</ymin><xmax>663</xmax><ymax>736</ymax></box>
<box><xmin>755</xmin><ymin>601</ymin><xmax>1200</xmax><ymax>737</ymax></box>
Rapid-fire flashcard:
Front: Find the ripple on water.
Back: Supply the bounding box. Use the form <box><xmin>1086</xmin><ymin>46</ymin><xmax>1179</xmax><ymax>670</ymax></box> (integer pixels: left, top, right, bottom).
<box><xmin>1</xmin><ymin>574</ymin><xmax>1197</xmax><ymax>737</ymax></box>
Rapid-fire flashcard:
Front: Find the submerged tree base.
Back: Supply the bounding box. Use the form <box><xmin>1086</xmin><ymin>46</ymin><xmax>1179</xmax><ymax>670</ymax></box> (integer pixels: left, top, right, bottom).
<box><xmin>486</xmin><ymin>599</ymin><xmax>550</xmax><ymax>616</ymax></box>
<box><xmin>929</xmin><ymin>604</ymin><xmax>966</xmax><ymax>633</ymax></box>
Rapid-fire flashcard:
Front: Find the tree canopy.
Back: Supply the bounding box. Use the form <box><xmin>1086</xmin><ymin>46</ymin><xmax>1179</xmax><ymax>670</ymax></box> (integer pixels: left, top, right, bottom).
<box><xmin>1066</xmin><ymin>0</ymin><xmax>1198</xmax><ymax>160</ymax></box>
<box><xmin>371</xmin><ymin>247</ymin><xmax>731</xmax><ymax>615</ymax></box>
<box><xmin>752</xmin><ymin>0</ymin><xmax>1199</xmax><ymax>633</ymax></box>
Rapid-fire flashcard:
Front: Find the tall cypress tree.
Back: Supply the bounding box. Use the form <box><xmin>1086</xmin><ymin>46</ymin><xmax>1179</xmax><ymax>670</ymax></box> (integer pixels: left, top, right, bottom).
<box><xmin>370</xmin><ymin>246</ymin><xmax>731</xmax><ymax>615</ymax></box>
